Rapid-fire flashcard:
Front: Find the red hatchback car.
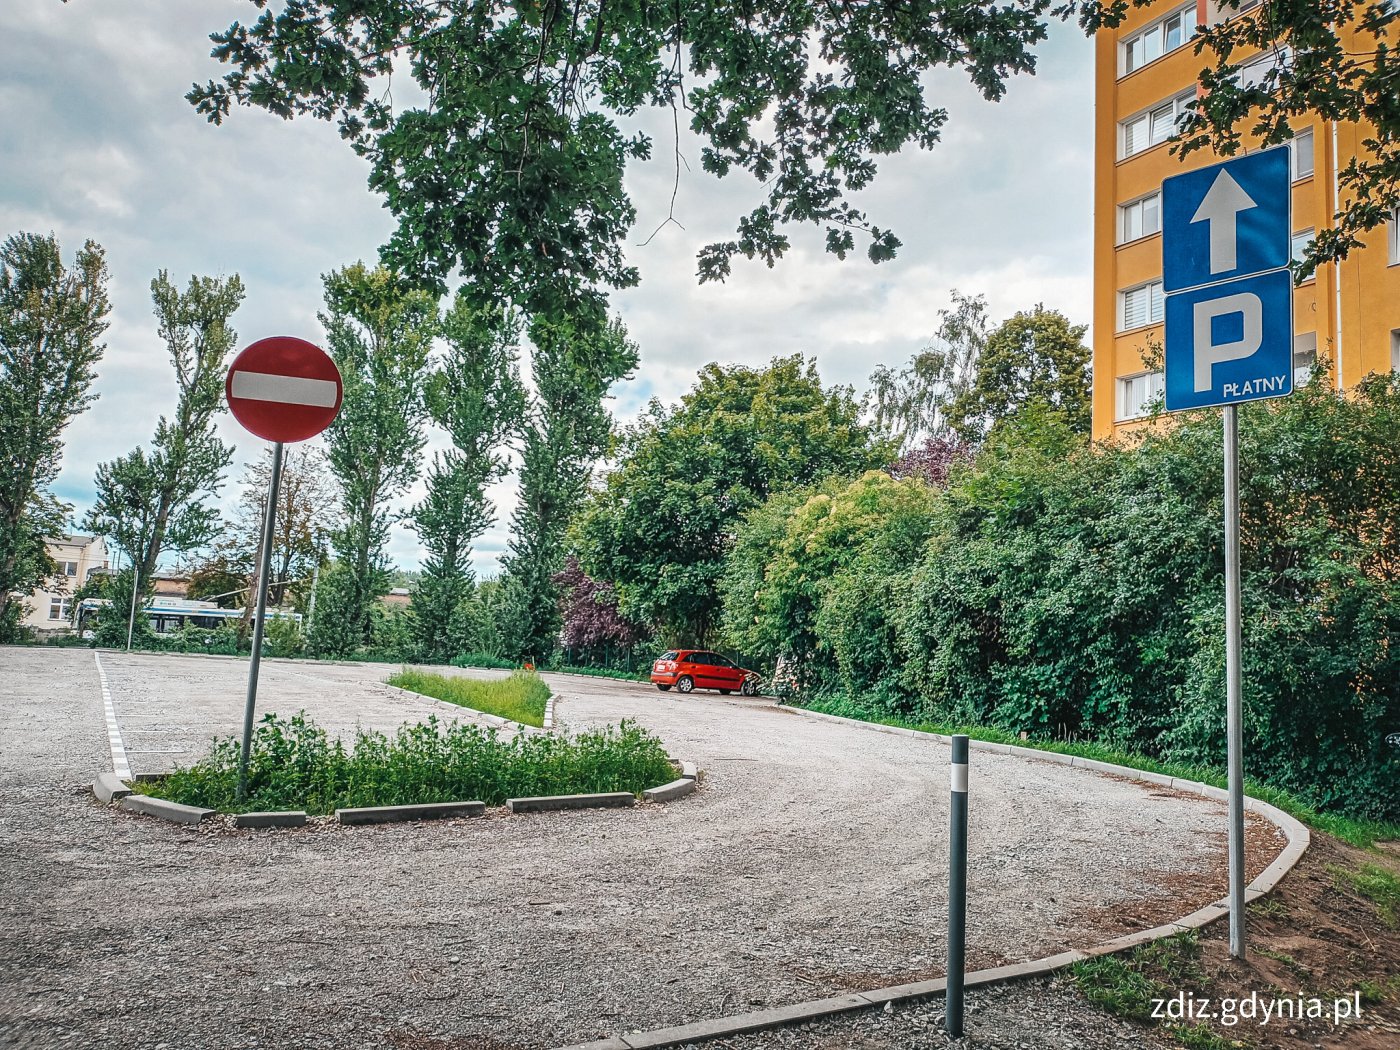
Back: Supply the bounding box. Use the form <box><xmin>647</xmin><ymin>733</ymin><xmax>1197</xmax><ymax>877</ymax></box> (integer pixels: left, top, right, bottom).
<box><xmin>652</xmin><ymin>650</ymin><xmax>759</xmax><ymax>696</ymax></box>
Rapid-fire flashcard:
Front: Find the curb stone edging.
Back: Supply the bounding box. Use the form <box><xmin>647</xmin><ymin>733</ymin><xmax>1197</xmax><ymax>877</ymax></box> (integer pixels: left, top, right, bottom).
<box><xmin>643</xmin><ymin>778</ymin><xmax>696</xmax><ymax>803</ymax></box>
<box><xmin>336</xmin><ymin>800</ymin><xmax>486</xmax><ymax>825</ymax></box>
<box><xmin>508</xmin><ymin>791</ymin><xmax>636</xmax><ymax>814</ymax></box>
<box><xmin>234</xmin><ymin>810</ymin><xmax>308</xmax><ymax>829</ymax></box>
<box><xmin>549</xmin><ymin>706</ymin><xmax>1309</xmax><ymax>1050</ymax></box>
<box><xmin>92</xmin><ymin>771</ymin><xmax>133</xmax><ymax>802</ymax></box>
<box><xmin>95</xmin><ymin>758</ymin><xmax>701</xmax><ymax>828</ymax></box>
<box><xmin>117</xmin><ymin>794</ymin><xmax>215</xmax><ymax>824</ymax></box>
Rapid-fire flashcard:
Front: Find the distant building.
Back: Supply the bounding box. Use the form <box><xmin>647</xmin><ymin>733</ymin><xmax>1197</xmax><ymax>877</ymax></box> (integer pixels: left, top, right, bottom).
<box><xmin>18</xmin><ymin>535</ymin><xmax>108</xmax><ymax>636</ymax></box>
<box><xmin>381</xmin><ymin>587</ymin><xmax>412</xmax><ymax>612</ymax></box>
<box><xmin>1093</xmin><ymin>0</ymin><xmax>1400</xmax><ymax>438</ymax></box>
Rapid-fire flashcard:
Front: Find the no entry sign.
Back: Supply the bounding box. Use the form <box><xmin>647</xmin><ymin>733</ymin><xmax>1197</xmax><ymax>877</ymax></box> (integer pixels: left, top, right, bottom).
<box><xmin>225</xmin><ymin>336</ymin><xmax>342</xmax><ymax>443</ymax></box>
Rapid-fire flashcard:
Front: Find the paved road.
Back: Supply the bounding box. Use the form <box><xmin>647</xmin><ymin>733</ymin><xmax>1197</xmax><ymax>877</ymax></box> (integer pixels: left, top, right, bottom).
<box><xmin>0</xmin><ymin>648</ymin><xmax>1259</xmax><ymax>1049</ymax></box>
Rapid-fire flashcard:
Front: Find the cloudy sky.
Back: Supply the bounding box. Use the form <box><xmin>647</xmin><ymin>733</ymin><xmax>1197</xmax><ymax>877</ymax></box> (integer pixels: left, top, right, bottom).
<box><xmin>1</xmin><ymin>2</ymin><xmax>1094</xmax><ymax>578</ymax></box>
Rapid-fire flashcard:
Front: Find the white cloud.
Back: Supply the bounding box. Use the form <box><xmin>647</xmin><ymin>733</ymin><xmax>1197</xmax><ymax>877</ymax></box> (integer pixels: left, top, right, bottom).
<box><xmin>1</xmin><ymin>3</ymin><xmax>1094</xmax><ymax>576</ymax></box>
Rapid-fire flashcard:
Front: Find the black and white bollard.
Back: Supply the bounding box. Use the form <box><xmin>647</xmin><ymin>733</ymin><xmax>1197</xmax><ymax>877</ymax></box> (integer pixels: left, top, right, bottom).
<box><xmin>946</xmin><ymin>734</ymin><xmax>969</xmax><ymax>1038</ymax></box>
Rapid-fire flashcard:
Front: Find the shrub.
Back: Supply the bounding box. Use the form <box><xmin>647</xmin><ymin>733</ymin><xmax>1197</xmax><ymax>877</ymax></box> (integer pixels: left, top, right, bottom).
<box><xmin>146</xmin><ymin>712</ymin><xmax>677</xmax><ymax>814</ymax></box>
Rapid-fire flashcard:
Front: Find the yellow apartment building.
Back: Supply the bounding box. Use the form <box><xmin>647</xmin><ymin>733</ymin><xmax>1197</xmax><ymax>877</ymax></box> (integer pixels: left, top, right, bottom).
<box><xmin>1093</xmin><ymin>0</ymin><xmax>1400</xmax><ymax>439</ymax></box>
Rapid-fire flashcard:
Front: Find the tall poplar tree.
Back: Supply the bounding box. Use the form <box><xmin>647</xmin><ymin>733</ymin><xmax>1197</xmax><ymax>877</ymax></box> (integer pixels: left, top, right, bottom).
<box><xmin>85</xmin><ymin>272</ymin><xmax>245</xmax><ymax>605</ymax></box>
<box><xmin>308</xmin><ymin>263</ymin><xmax>434</xmax><ymax>657</ymax></box>
<box><xmin>497</xmin><ymin>316</ymin><xmax>638</xmax><ymax>661</ymax></box>
<box><xmin>0</xmin><ymin>233</ymin><xmax>110</xmax><ymax>637</ymax></box>
<box><xmin>410</xmin><ymin>299</ymin><xmax>523</xmax><ymax>662</ymax></box>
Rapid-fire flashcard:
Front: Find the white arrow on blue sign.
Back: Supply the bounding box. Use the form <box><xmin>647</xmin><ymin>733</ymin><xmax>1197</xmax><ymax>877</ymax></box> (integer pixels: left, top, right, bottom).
<box><xmin>1162</xmin><ymin>144</ymin><xmax>1293</xmax><ymax>412</ymax></box>
<box><xmin>1162</xmin><ymin>145</ymin><xmax>1292</xmax><ymax>293</ymax></box>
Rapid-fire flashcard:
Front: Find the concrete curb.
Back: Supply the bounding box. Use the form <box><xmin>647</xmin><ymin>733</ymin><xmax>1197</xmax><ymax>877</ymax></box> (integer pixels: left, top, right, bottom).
<box><xmin>643</xmin><ymin>778</ymin><xmax>697</xmax><ymax>804</ymax></box>
<box><xmin>550</xmin><ymin>705</ymin><xmax>1311</xmax><ymax>1050</ymax></box>
<box><xmin>233</xmin><ymin>810</ymin><xmax>308</xmax><ymax>829</ymax></box>
<box><xmin>92</xmin><ymin>772</ymin><xmax>133</xmax><ymax>802</ymax></box>
<box><xmin>118</xmin><ymin>794</ymin><xmax>215</xmax><ymax>825</ymax></box>
<box><xmin>336</xmin><ymin>800</ymin><xmax>486</xmax><ymax>825</ymax></box>
<box><xmin>509</xmin><ymin>791</ymin><xmax>636</xmax><ymax>814</ymax></box>
<box><xmin>544</xmin><ymin>696</ymin><xmax>556</xmax><ymax>730</ymax></box>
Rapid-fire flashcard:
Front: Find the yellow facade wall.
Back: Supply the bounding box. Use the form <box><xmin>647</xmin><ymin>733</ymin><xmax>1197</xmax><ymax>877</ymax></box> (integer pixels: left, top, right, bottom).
<box><xmin>1092</xmin><ymin>2</ymin><xmax>1398</xmax><ymax>439</ymax></box>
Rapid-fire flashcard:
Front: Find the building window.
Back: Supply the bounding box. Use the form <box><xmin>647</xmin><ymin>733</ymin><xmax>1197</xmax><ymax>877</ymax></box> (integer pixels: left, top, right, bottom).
<box><xmin>1390</xmin><ymin>208</ymin><xmax>1399</xmax><ymax>266</ymax></box>
<box><xmin>1122</xmin><ymin>5</ymin><xmax>1194</xmax><ymax>75</ymax></box>
<box><xmin>48</xmin><ymin>597</ymin><xmax>71</xmax><ymax>621</ymax></box>
<box><xmin>1118</xmin><ymin>371</ymin><xmax>1165</xmax><ymax>421</ymax></box>
<box><xmin>1121</xmin><ymin>91</ymin><xmax>1196</xmax><ymax>158</ymax></box>
<box><xmin>1291</xmin><ymin>128</ymin><xmax>1314</xmax><ymax>181</ymax></box>
<box><xmin>1392</xmin><ymin>330</ymin><xmax>1400</xmax><ymax>372</ymax></box>
<box><xmin>1120</xmin><ymin>280</ymin><xmax>1165</xmax><ymax>330</ymax></box>
<box><xmin>1293</xmin><ymin>332</ymin><xmax>1317</xmax><ymax>386</ymax></box>
<box><xmin>57</xmin><ymin>560</ymin><xmax>79</xmax><ymax>577</ymax></box>
<box><xmin>1237</xmin><ymin>47</ymin><xmax>1292</xmax><ymax>91</ymax></box>
<box><xmin>1291</xmin><ymin>228</ymin><xmax>1314</xmax><ymax>272</ymax></box>
<box><xmin>1120</xmin><ymin>191</ymin><xmax>1162</xmax><ymax>243</ymax></box>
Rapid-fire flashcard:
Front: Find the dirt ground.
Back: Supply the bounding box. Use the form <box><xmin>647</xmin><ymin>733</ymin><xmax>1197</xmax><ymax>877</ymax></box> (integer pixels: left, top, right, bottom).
<box><xmin>1147</xmin><ymin>834</ymin><xmax>1400</xmax><ymax>1050</ymax></box>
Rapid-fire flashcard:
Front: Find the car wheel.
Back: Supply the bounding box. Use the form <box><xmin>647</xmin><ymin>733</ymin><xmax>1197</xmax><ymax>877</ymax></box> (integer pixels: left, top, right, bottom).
<box><xmin>719</xmin><ymin>689</ymin><xmax>731</xmax><ymax>695</ymax></box>
<box><xmin>741</xmin><ymin>678</ymin><xmax>758</xmax><ymax>697</ymax></box>
<box><xmin>676</xmin><ymin>675</ymin><xmax>695</xmax><ymax>694</ymax></box>
<box><xmin>656</xmin><ymin>684</ymin><xmax>671</xmax><ymax>692</ymax></box>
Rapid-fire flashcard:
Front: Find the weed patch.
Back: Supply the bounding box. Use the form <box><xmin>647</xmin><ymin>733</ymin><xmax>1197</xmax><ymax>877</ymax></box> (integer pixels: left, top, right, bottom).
<box><xmin>1329</xmin><ymin>863</ymin><xmax>1400</xmax><ymax>927</ymax></box>
<box><xmin>389</xmin><ymin>668</ymin><xmax>549</xmax><ymax>727</ymax></box>
<box><xmin>143</xmin><ymin>712</ymin><xmax>677</xmax><ymax>815</ymax></box>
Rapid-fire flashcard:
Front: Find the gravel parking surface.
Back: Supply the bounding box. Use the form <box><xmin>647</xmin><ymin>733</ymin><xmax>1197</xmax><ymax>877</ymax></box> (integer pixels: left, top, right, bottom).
<box><xmin>1</xmin><ymin>648</ymin><xmax>1250</xmax><ymax>1049</ymax></box>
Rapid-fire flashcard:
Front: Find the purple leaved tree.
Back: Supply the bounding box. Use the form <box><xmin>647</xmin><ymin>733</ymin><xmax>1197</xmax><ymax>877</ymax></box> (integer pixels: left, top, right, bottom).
<box><xmin>888</xmin><ymin>435</ymin><xmax>973</xmax><ymax>488</ymax></box>
<box><xmin>554</xmin><ymin>557</ymin><xmax>648</xmax><ymax>652</ymax></box>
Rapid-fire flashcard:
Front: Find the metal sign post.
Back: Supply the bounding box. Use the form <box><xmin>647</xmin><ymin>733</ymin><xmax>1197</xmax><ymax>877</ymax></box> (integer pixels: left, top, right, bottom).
<box><xmin>1162</xmin><ymin>145</ymin><xmax>1293</xmax><ymax>961</ymax></box>
<box><xmin>224</xmin><ymin>335</ymin><xmax>343</xmax><ymax>803</ymax></box>
<box><xmin>1222</xmin><ymin>406</ymin><xmax>1246</xmax><ymax>958</ymax></box>
<box><xmin>946</xmin><ymin>734</ymin><xmax>969</xmax><ymax>1038</ymax></box>
<box><xmin>236</xmin><ymin>441</ymin><xmax>284</xmax><ymax>801</ymax></box>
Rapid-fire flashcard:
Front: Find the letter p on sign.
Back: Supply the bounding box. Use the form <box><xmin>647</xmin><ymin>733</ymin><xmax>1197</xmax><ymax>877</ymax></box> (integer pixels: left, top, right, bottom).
<box><xmin>1193</xmin><ymin>292</ymin><xmax>1262</xmax><ymax>393</ymax></box>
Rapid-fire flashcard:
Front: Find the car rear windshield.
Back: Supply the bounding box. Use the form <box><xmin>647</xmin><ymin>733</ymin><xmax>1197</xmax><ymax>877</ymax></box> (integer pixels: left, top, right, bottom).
<box><xmin>659</xmin><ymin>651</ymin><xmax>678</xmax><ymax>661</ymax></box>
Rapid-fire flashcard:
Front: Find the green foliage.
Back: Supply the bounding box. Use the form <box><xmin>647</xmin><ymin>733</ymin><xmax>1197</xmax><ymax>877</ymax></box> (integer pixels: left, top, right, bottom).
<box><xmin>450</xmin><ymin>652</ymin><xmax>517</xmax><ymax>671</ymax></box>
<box><xmin>742</xmin><ymin>377</ymin><xmax>1400</xmax><ymax>822</ymax></box>
<box><xmin>867</xmin><ymin>290</ymin><xmax>989</xmax><ymax>450</ymax></box>
<box><xmin>314</xmin><ymin>263</ymin><xmax>435</xmax><ymax>656</ymax></box>
<box><xmin>388</xmin><ymin>668</ymin><xmax>549</xmax><ymax>728</ymax></box>
<box><xmin>0</xmin><ymin>232</ymin><xmax>109</xmax><ymax>639</ymax></box>
<box><xmin>187</xmin><ymin>2</ymin><xmax>1059</xmax><ymax>323</ymax></box>
<box><xmin>1070</xmin><ymin>931</ymin><xmax>1204</xmax><ymax>1021</ymax></box>
<box><xmin>722</xmin><ymin>470</ymin><xmax>939</xmax><ymax>704</ymax></box>
<box><xmin>146</xmin><ymin>712</ymin><xmax>676</xmax><ymax>814</ymax></box>
<box><xmin>410</xmin><ymin>301</ymin><xmax>523</xmax><ymax>663</ymax></box>
<box><xmin>943</xmin><ymin>305</ymin><xmax>1091</xmax><ymax>442</ymax></box>
<box><xmin>577</xmin><ymin>355</ymin><xmax>889</xmax><ymax>646</ymax></box>
<box><xmin>1331</xmin><ymin>863</ymin><xmax>1400</xmax><ymax>928</ymax></box>
<box><xmin>497</xmin><ymin>316</ymin><xmax>639</xmax><ymax>661</ymax></box>
<box><xmin>85</xmin><ymin>271</ymin><xmax>244</xmax><ymax>614</ymax></box>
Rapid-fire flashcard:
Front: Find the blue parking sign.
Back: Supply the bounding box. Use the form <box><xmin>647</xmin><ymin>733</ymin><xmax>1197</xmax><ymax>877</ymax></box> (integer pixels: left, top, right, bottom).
<box><xmin>1162</xmin><ymin>146</ymin><xmax>1291</xmax><ymax>293</ymax></box>
<box><xmin>1164</xmin><ymin>269</ymin><xmax>1293</xmax><ymax>411</ymax></box>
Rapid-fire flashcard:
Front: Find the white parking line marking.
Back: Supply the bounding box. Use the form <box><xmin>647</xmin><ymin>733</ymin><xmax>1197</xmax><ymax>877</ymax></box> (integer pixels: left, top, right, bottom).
<box><xmin>94</xmin><ymin>652</ymin><xmax>132</xmax><ymax>780</ymax></box>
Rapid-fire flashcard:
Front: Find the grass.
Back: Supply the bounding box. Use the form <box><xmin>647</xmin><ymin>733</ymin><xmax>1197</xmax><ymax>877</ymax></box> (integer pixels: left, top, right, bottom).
<box><xmin>1070</xmin><ymin>933</ymin><xmax>1242</xmax><ymax>1049</ymax></box>
<box><xmin>550</xmin><ymin>664</ymin><xmax>652</xmax><ymax>683</ymax></box>
<box><xmin>143</xmin><ymin>711</ymin><xmax>678</xmax><ymax>815</ymax></box>
<box><xmin>799</xmin><ymin>697</ymin><xmax>1400</xmax><ymax>849</ymax></box>
<box><xmin>389</xmin><ymin>668</ymin><xmax>549</xmax><ymax>727</ymax></box>
<box><xmin>1329</xmin><ymin>863</ymin><xmax>1400</xmax><ymax>927</ymax></box>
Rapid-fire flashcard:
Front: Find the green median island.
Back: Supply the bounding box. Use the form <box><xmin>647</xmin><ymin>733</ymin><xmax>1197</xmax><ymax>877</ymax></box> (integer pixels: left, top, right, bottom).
<box><xmin>389</xmin><ymin>667</ymin><xmax>549</xmax><ymax>727</ymax></box>
<box><xmin>142</xmin><ymin>710</ymin><xmax>677</xmax><ymax>816</ymax></box>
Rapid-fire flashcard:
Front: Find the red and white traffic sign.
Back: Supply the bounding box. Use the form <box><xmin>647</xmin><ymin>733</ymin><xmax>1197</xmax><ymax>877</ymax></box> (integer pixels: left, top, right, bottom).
<box><xmin>225</xmin><ymin>336</ymin><xmax>342</xmax><ymax>443</ymax></box>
